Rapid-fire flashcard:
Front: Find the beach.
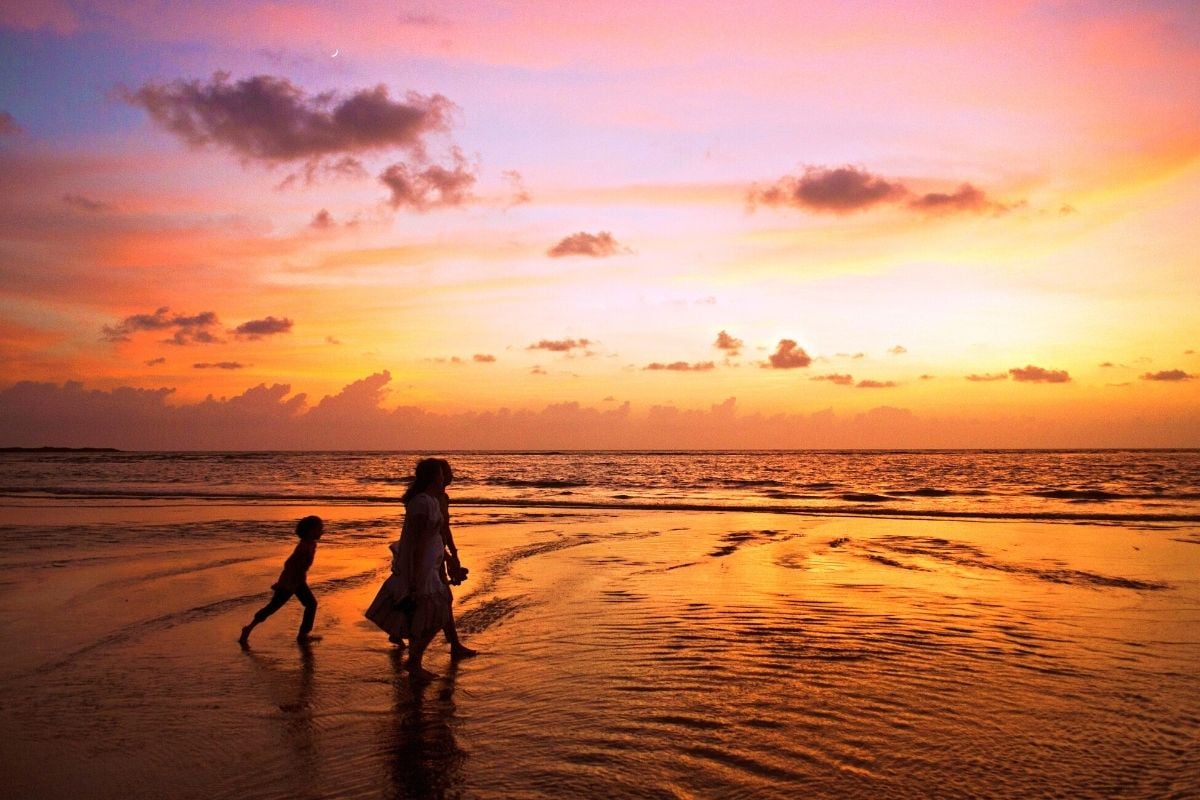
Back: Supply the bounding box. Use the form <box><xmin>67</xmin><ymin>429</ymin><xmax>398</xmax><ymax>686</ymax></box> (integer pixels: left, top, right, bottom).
<box><xmin>1</xmin><ymin>499</ymin><xmax>1197</xmax><ymax>799</ymax></box>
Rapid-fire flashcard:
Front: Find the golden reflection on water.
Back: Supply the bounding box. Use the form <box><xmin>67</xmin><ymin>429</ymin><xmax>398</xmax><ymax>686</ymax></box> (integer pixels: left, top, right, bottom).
<box><xmin>0</xmin><ymin>505</ymin><xmax>1196</xmax><ymax>798</ymax></box>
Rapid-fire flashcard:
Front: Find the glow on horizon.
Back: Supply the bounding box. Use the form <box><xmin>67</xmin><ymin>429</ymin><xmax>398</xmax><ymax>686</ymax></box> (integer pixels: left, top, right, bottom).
<box><xmin>0</xmin><ymin>1</ymin><xmax>1197</xmax><ymax>448</ymax></box>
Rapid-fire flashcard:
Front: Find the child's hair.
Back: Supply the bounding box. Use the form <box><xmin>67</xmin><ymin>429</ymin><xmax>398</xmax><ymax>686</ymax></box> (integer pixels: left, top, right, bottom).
<box><xmin>296</xmin><ymin>515</ymin><xmax>324</xmax><ymax>540</ymax></box>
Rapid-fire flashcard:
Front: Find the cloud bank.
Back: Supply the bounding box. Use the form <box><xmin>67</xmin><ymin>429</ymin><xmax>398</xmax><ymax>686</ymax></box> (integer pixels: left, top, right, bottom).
<box><xmin>2</xmin><ymin>375</ymin><xmax>1194</xmax><ymax>450</ymax></box>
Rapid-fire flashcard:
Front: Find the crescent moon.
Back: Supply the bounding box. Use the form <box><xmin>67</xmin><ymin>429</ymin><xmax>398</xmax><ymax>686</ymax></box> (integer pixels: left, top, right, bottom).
<box><xmin>331</xmin><ymin>49</ymin><xmax>339</xmax><ymax>57</ymax></box>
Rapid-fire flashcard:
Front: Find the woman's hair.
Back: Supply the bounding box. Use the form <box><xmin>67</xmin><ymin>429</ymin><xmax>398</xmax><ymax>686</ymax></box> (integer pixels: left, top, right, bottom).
<box><xmin>434</xmin><ymin>457</ymin><xmax>454</xmax><ymax>486</ymax></box>
<box><xmin>295</xmin><ymin>515</ymin><xmax>323</xmax><ymax>540</ymax></box>
<box><xmin>401</xmin><ymin>457</ymin><xmax>444</xmax><ymax>502</ymax></box>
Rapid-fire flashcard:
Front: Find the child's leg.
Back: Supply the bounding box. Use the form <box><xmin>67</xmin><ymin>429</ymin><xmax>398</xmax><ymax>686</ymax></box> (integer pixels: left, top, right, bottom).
<box><xmin>295</xmin><ymin>583</ymin><xmax>318</xmax><ymax>639</ymax></box>
<box><xmin>241</xmin><ymin>588</ymin><xmax>292</xmax><ymax>642</ymax></box>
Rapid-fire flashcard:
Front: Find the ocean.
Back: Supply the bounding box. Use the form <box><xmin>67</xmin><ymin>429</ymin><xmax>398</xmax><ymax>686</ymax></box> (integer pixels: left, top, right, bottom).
<box><xmin>2</xmin><ymin>448</ymin><xmax>1199</xmax><ymax>521</ymax></box>
<box><xmin>1</xmin><ymin>449</ymin><xmax>1198</xmax><ymax>798</ymax></box>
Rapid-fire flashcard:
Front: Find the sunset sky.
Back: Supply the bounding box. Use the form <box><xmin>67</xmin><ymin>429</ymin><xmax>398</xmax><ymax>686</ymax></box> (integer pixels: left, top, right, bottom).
<box><xmin>1</xmin><ymin>0</ymin><xmax>1198</xmax><ymax>448</ymax></box>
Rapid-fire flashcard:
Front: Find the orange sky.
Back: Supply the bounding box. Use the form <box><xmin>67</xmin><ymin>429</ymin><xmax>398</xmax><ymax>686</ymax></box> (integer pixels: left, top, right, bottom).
<box><xmin>1</xmin><ymin>1</ymin><xmax>1198</xmax><ymax>448</ymax></box>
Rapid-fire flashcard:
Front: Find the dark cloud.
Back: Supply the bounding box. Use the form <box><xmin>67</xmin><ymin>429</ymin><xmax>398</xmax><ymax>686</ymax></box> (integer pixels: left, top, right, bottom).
<box><xmin>0</xmin><ymin>111</ymin><xmax>20</xmax><ymax>136</ymax></box>
<box><xmin>380</xmin><ymin>148</ymin><xmax>476</xmax><ymax>211</ymax></box>
<box><xmin>144</xmin><ymin>357</ymin><xmax>166</xmax><ymax>366</ymax></box>
<box><xmin>966</xmin><ymin>373</ymin><xmax>1008</xmax><ymax>382</ymax></box>
<box><xmin>764</xmin><ymin>339</ymin><xmax>812</xmax><ymax>369</ymax></box>
<box><xmin>812</xmin><ymin>373</ymin><xmax>854</xmax><ymax>385</ymax></box>
<box><xmin>193</xmin><ymin>362</ymin><xmax>244</xmax><ymax>370</ymax></box>
<box><xmin>857</xmin><ymin>379</ymin><xmax>898</xmax><ymax>388</ymax></box>
<box><xmin>1099</xmin><ymin>361</ymin><xmax>1116</xmax><ymax>368</ymax></box>
<box><xmin>234</xmin><ymin>316</ymin><xmax>293</xmax><ymax>339</ymax></box>
<box><xmin>889</xmin><ymin>345</ymin><xmax>907</xmax><ymax>355</ymax></box>
<box><xmin>643</xmin><ymin>361</ymin><xmax>716</xmax><ymax>372</ymax></box>
<box><xmin>907</xmin><ymin>184</ymin><xmax>1010</xmax><ymax>214</ymax></box>
<box><xmin>749</xmin><ymin>165</ymin><xmax>905</xmax><ymax>214</ymax></box>
<box><xmin>749</xmin><ymin>164</ymin><xmax>1011</xmax><ymax>216</ymax></box>
<box><xmin>1010</xmin><ymin>365</ymin><xmax>1071</xmax><ymax>383</ymax></box>
<box><xmin>530</xmin><ymin>366</ymin><xmax>547</xmax><ymax>375</ymax></box>
<box><xmin>62</xmin><ymin>194</ymin><xmax>113</xmax><ymax>212</ymax></box>
<box><xmin>547</xmin><ymin>231</ymin><xmax>627</xmax><ymax>258</ymax></box>
<box><xmin>123</xmin><ymin>73</ymin><xmax>453</xmax><ymax>163</ymax></box>
<box><xmin>527</xmin><ymin>338</ymin><xmax>591</xmax><ymax>353</ymax></box>
<box><xmin>919</xmin><ymin>374</ymin><xmax>936</xmax><ymax>381</ymax></box>
<box><xmin>1141</xmin><ymin>369</ymin><xmax>1194</xmax><ymax>382</ymax></box>
<box><xmin>714</xmin><ymin>330</ymin><xmax>743</xmax><ymax>355</ymax></box>
<box><xmin>326</xmin><ymin>336</ymin><xmax>342</xmax><ymax>345</ymax></box>
<box><xmin>310</xmin><ymin>209</ymin><xmax>335</xmax><ymax>229</ymax></box>
<box><xmin>101</xmin><ymin>307</ymin><xmax>221</xmax><ymax>345</ymax></box>
<box><xmin>473</xmin><ymin>354</ymin><xmax>496</xmax><ymax>363</ymax></box>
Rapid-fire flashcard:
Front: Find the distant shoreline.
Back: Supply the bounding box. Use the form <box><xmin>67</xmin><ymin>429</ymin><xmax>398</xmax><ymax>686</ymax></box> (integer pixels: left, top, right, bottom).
<box><xmin>0</xmin><ymin>446</ymin><xmax>122</xmax><ymax>453</ymax></box>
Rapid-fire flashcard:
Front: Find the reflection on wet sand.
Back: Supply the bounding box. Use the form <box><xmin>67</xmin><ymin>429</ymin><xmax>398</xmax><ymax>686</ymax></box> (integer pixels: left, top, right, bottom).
<box><xmin>387</xmin><ymin>650</ymin><xmax>466</xmax><ymax>799</ymax></box>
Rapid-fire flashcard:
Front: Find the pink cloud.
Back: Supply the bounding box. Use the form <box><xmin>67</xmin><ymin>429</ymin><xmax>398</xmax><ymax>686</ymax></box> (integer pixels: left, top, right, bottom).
<box><xmin>547</xmin><ymin>231</ymin><xmax>627</xmax><ymax>258</ymax></box>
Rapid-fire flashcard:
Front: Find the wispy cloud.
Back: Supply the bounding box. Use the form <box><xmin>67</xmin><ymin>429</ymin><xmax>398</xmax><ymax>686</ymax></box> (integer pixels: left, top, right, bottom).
<box><xmin>811</xmin><ymin>373</ymin><xmax>854</xmax><ymax>385</ymax></box>
<box><xmin>234</xmin><ymin>316</ymin><xmax>293</xmax><ymax>339</ymax></box>
<box><xmin>966</xmin><ymin>372</ymin><xmax>1008</xmax><ymax>382</ymax></box>
<box><xmin>857</xmin><ymin>379</ymin><xmax>897</xmax><ymax>388</ymax></box>
<box><xmin>62</xmin><ymin>194</ymin><xmax>112</xmax><ymax>212</ymax></box>
<box><xmin>644</xmin><ymin>361</ymin><xmax>715</xmax><ymax>372</ymax></box>
<box><xmin>193</xmin><ymin>361</ymin><xmax>244</xmax><ymax>369</ymax></box>
<box><xmin>0</xmin><ymin>111</ymin><xmax>20</xmax><ymax>136</ymax></box>
<box><xmin>473</xmin><ymin>353</ymin><xmax>496</xmax><ymax>363</ymax></box>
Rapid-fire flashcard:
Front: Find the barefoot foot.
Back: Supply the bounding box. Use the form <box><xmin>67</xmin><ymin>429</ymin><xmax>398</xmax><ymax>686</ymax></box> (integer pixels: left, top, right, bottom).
<box><xmin>406</xmin><ymin>663</ymin><xmax>438</xmax><ymax>681</ymax></box>
<box><xmin>450</xmin><ymin>645</ymin><xmax>478</xmax><ymax>660</ymax></box>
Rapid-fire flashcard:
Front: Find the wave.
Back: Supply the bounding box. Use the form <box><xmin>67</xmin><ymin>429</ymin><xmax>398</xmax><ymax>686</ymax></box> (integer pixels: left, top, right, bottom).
<box><xmin>3</xmin><ymin>485</ymin><xmax>1198</xmax><ymax>524</ymax></box>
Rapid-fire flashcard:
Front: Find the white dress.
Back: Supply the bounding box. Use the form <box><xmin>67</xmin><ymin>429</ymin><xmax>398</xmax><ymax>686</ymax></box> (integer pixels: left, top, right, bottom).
<box><xmin>365</xmin><ymin>493</ymin><xmax>450</xmax><ymax>641</ymax></box>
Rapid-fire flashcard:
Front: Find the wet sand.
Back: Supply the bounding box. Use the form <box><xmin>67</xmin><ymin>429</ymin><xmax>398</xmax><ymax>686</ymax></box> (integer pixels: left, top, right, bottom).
<box><xmin>1</xmin><ymin>504</ymin><xmax>1198</xmax><ymax>798</ymax></box>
